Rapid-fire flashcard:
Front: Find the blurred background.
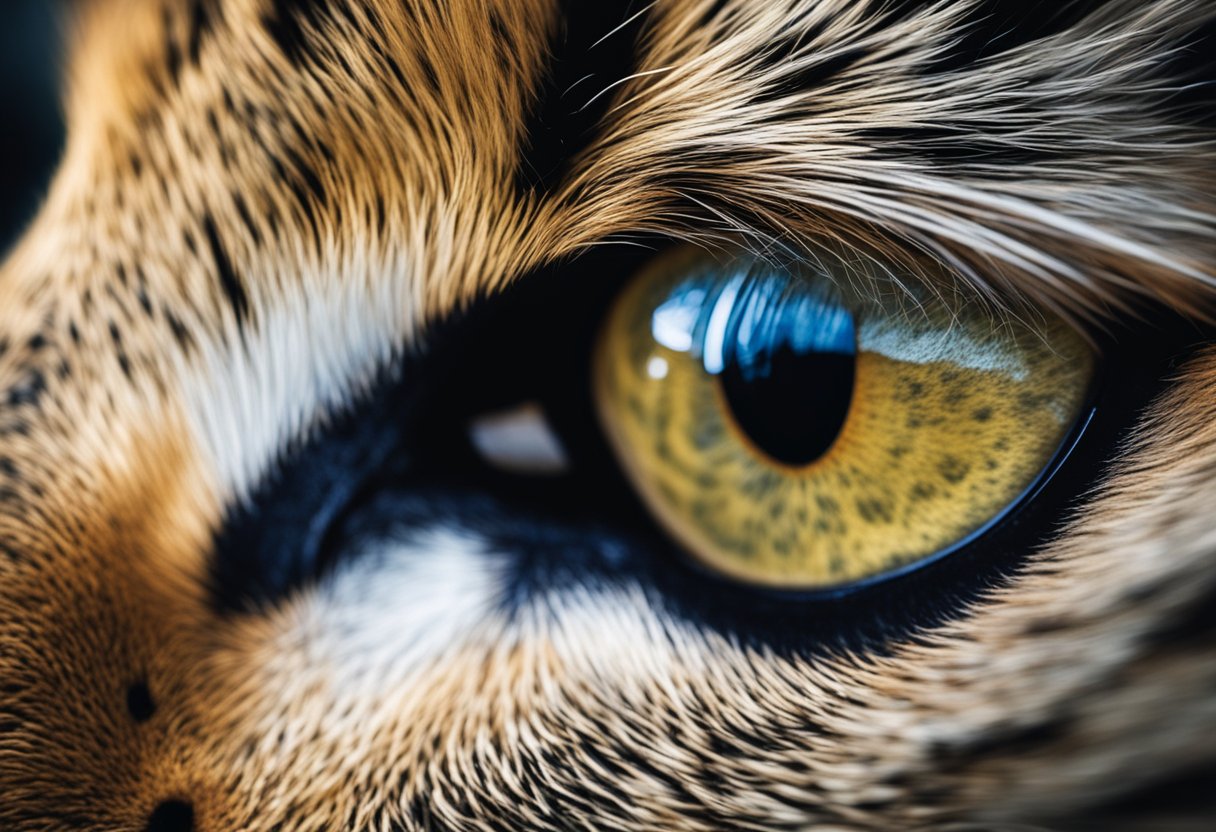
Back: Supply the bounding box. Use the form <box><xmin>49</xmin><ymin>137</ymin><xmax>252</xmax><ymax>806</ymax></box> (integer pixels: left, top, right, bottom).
<box><xmin>1</xmin><ymin>1</ymin><xmax>65</xmax><ymax>256</ymax></box>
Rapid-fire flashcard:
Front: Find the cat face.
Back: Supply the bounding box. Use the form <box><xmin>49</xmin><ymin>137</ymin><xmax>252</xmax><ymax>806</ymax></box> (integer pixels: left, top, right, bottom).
<box><xmin>0</xmin><ymin>1</ymin><xmax>1213</xmax><ymax>829</ymax></box>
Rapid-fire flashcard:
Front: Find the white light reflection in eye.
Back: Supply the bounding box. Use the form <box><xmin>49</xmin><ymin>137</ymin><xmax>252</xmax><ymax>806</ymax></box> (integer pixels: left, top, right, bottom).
<box><xmin>468</xmin><ymin>403</ymin><xmax>570</xmax><ymax>476</ymax></box>
<box><xmin>700</xmin><ymin>275</ymin><xmax>745</xmax><ymax>375</ymax></box>
<box><xmin>651</xmin><ymin>287</ymin><xmax>704</xmax><ymax>353</ymax></box>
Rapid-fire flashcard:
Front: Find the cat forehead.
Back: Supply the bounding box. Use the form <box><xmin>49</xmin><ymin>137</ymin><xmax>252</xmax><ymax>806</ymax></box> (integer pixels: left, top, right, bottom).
<box><xmin>56</xmin><ymin>0</ymin><xmax>1215</xmax><ymax>320</ymax></box>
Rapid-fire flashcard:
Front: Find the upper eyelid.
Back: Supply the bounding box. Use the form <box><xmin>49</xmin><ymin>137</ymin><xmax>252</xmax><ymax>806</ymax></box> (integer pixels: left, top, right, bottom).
<box><xmin>681</xmin><ymin>238</ymin><xmax>1088</xmax><ymax>340</ymax></box>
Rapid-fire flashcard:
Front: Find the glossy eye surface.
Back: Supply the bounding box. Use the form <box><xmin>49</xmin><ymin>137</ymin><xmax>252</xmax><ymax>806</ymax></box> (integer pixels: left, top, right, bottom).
<box><xmin>594</xmin><ymin>247</ymin><xmax>1095</xmax><ymax>591</ymax></box>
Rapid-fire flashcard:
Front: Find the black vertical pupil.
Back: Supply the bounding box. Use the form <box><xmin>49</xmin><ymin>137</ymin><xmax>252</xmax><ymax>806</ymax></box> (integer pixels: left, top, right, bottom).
<box><xmin>719</xmin><ymin>345</ymin><xmax>856</xmax><ymax>466</ymax></box>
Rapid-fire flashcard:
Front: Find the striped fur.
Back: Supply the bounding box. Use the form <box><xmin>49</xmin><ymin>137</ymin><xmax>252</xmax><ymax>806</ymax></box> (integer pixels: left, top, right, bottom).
<box><xmin>0</xmin><ymin>1</ymin><xmax>1214</xmax><ymax>829</ymax></box>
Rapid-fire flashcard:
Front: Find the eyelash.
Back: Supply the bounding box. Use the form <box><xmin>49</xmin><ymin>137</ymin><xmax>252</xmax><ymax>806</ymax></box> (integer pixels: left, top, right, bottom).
<box><xmin>211</xmin><ymin>243</ymin><xmax>1202</xmax><ymax>653</ymax></box>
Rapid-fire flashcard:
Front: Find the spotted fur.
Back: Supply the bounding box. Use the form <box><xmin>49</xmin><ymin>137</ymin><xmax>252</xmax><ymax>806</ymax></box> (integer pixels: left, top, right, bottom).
<box><xmin>1</xmin><ymin>0</ymin><xmax>1214</xmax><ymax>829</ymax></box>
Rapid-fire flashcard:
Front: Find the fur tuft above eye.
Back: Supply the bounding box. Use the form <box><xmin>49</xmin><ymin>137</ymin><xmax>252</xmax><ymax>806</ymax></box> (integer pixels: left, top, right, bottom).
<box><xmin>535</xmin><ymin>0</ymin><xmax>1216</xmax><ymax>324</ymax></box>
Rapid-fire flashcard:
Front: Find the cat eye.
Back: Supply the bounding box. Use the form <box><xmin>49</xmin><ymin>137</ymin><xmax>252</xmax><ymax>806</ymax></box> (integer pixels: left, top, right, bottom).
<box><xmin>593</xmin><ymin>246</ymin><xmax>1095</xmax><ymax>592</ymax></box>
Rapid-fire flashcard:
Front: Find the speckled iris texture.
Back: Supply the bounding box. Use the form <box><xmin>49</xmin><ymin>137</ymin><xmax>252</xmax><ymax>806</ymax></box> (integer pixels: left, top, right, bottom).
<box><xmin>595</xmin><ymin>247</ymin><xmax>1093</xmax><ymax>589</ymax></box>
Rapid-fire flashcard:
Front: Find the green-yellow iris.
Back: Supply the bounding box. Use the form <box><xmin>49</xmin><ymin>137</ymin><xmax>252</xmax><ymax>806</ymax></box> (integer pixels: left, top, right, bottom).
<box><xmin>594</xmin><ymin>247</ymin><xmax>1093</xmax><ymax>590</ymax></box>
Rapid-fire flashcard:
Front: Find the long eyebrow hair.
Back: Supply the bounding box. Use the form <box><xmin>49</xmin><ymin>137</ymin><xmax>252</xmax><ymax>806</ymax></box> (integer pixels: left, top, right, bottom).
<box><xmin>505</xmin><ymin>0</ymin><xmax>1216</xmax><ymax>324</ymax></box>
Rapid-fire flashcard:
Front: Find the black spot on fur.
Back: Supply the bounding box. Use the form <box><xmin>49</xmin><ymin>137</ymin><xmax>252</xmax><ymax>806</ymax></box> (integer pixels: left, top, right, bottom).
<box><xmin>374</xmin><ymin>194</ymin><xmax>387</xmax><ymax>235</ymax></box>
<box><xmin>187</xmin><ymin>0</ymin><xmax>220</xmax><ymax>66</ymax></box>
<box><xmin>263</xmin><ymin>0</ymin><xmax>327</xmax><ymax>65</ymax></box>
<box><xmin>262</xmin><ymin>0</ymin><xmax>359</xmax><ymax>69</ymax></box>
<box><xmin>163</xmin><ymin>8</ymin><xmax>183</xmax><ymax>86</ymax></box>
<box><xmin>164</xmin><ymin>310</ymin><xmax>195</xmax><ymax>353</ymax></box>
<box><xmin>515</xmin><ymin>1</ymin><xmax>650</xmax><ymax>194</ymax></box>
<box><xmin>366</xmin><ymin>36</ymin><xmax>409</xmax><ymax>99</ymax></box>
<box><xmin>205</xmin><ymin>107</ymin><xmax>221</xmax><ymax>140</ymax></box>
<box><xmin>417</xmin><ymin>54</ymin><xmax>442</xmax><ymax>97</ymax></box>
<box><xmin>108</xmin><ymin>320</ymin><xmax>125</xmax><ymax>348</ymax></box>
<box><xmin>276</xmin><ymin>143</ymin><xmax>328</xmax><ymax>242</ymax></box>
<box><xmin>126</xmin><ymin>681</ymin><xmax>156</xmax><ymax>723</ymax></box>
<box><xmin>201</xmin><ymin>213</ymin><xmax>251</xmax><ymax>328</ymax></box>
<box><xmin>145</xmin><ymin>800</ymin><xmax>194</xmax><ymax>832</ymax></box>
<box><xmin>232</xmin><ymin>193</ymin><xmax>261</xmax><ymax>246</ymax></box>
<box><xmin>137</xmin><ymin>285</ymin><xmax>155</xmax><ymax>317</ymax></box>
<box><xmin>5</xmin><ymin>363</ymin><xmax>47</xmax><ymax>410</ymax></box>
<box><xmin>110</xmin><ymin>321</ymin><xmax>132</xmax><ymax>379</ymax></box>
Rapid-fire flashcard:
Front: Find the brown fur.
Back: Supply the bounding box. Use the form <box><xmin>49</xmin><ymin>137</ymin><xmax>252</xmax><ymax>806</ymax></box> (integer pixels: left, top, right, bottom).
<box><xmin>1</xmin><ymin>0</ymin><xmax>1214</xmax><ymax>829</ymax></box>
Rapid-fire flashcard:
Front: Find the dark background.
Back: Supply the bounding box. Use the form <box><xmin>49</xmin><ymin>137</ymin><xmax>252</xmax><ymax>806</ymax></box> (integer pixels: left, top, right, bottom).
<box><xmin>1</xmin><ymin>1</ymin><xmax>65</xmax><ymax>256</ymax></box>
